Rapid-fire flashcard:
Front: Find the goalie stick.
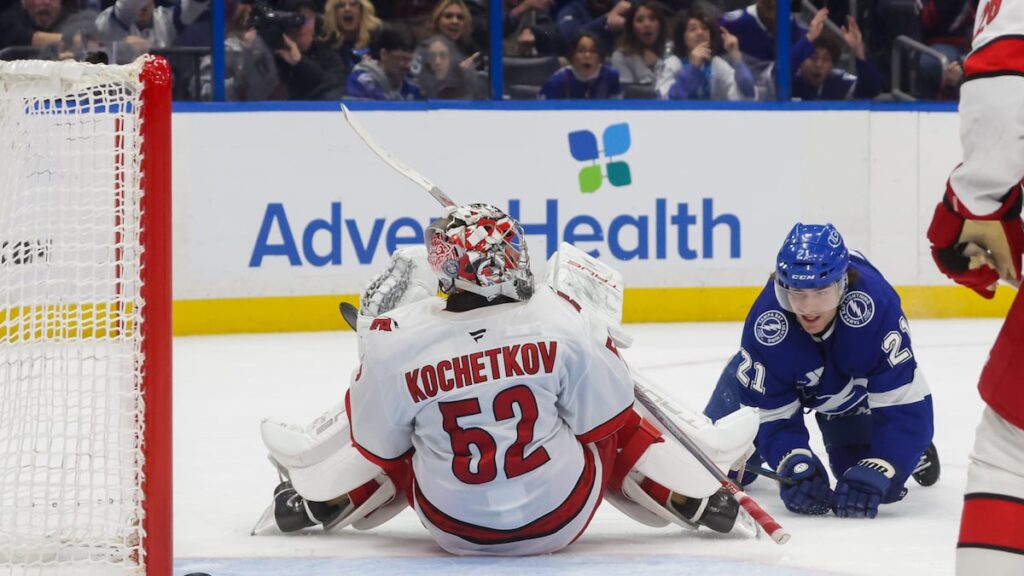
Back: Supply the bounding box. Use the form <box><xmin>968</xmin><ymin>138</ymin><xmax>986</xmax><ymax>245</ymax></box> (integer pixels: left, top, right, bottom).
<box><xmin>340</xmin><ymin>302</ymin><xmax>358</xmax><ymax>332</ymax></box>
<box><xmin>339</xmin><ymin>302</ymin><xmax>793</xmax><ymax>491</ymax></box>
<box><xmin>341</xmin><ymin>107</ymin><xmax>791</xmax><ymax>545</ymax></box>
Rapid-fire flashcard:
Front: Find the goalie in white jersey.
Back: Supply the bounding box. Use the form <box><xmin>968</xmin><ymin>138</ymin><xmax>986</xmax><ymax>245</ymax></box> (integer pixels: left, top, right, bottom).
<box><xmin>254</xmin><ymin>203</ymin><xmax>760</xmax><ymax>555</ymax></box>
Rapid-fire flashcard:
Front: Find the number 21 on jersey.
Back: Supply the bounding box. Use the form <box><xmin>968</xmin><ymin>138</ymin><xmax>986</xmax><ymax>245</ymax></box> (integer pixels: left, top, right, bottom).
<box><xmin>736</xmin><ymin>347</ymin><xmax>767</xmax><ymax>394</ymax></box>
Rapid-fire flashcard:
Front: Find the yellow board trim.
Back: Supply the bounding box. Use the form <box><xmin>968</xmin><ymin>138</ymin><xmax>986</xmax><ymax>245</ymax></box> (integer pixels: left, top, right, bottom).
<box><xmin>172</xmin><ymin>286</ymin><xmax>1015</xmax><ymax>336</ymax></box>
<box><xmin>0</xmin><ymin>302</ymin><xmax>136</xmax><ymax>342</ymax></box>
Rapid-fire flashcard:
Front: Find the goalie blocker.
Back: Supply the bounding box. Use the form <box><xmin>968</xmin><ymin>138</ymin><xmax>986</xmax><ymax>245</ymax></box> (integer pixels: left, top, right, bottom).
<box><xmin>255</xmin><ymin>237</ymin><xmax>760</xmax><ymax>551</ymax></box>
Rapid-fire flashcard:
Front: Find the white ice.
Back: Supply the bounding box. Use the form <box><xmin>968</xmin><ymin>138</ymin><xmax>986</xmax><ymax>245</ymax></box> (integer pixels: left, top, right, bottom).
<box><xmin>174</xmin><ymin>318</ymin><xmax>1000</xmax><ymax>576</ymax></box>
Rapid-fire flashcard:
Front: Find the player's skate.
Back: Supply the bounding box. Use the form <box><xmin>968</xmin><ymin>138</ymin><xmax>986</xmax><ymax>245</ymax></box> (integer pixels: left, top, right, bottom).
<box><xmin>912</xmin><ymin>442</ymin><xmax>941</xmax><ymax>487</ymax></box>
<box><xmin>671</xmin><ymin>488</ymin><xmax>757</xmax><ymax>536</ymax></box>
<box><xmin>265</xmin><ymin>480</ymin><xmax>351</xmax><ymax>533</ymax></box>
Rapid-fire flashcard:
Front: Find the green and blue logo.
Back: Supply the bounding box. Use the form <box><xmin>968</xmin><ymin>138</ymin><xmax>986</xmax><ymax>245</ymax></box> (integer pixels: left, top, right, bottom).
<box><xmin>568</xmin><ymin>123</ymin><xmax>632</xmax><ymax>193</ymax></box>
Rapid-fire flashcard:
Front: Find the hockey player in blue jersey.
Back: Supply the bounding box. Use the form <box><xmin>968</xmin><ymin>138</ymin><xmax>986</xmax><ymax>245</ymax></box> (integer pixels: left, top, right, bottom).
<box><xmin>704</xmin><ymin>223</ymin><xmax>937</xmax><ymax>518</ymax></box>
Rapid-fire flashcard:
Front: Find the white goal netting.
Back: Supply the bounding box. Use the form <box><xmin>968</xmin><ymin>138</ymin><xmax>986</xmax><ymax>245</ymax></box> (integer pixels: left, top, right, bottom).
<box><xmin>0</xmin><ymin>58</ymin><xmax>160</xmax><ymax>576</ymax></box>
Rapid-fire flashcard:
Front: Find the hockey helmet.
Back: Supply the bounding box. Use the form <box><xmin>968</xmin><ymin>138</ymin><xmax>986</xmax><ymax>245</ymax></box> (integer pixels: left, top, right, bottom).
<box><xmin>774</xmin><ymin>223</ymin><xmax>849</xmax><ymax>314</ymax></box>
<box><xmin>425</xmin><ymin>203</ymin><xmax>534</xmax><ymax>302</ymax></box>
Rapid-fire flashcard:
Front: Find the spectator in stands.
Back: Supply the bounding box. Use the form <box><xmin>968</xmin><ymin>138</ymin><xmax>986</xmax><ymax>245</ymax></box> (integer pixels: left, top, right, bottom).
<box><xmin>94</xmin><ymin>0</ymin><xmax>207</xmax><ymax>63</ymax></box>
<box><xmin>273</xmin><ymin>0</ymin><xmax>347</xmax><ymax>99</ymax></box>
<box><xmin>658</xmin><ymin>2</ymin><xmax>753</xmax><ymax>100</ymax></box>
<box><xmin>556</xmin><ymin>0</ymin><xmax>630</xmax><ymax>60</ymax></box>
<box><xmin>718</xmin><ymin>0</ymin><xmax>828</xmax><ymax>99</ymax></box>
<box><xmin>539</xmin><ymin>29</ymin><xmax>621</xmax><ymax>98</ymax></box>
<box><xmin>792</xmin><ymin>17</ymin><xmax>880</xmax><ymax>100</ymax></box>
<box><xmin>917</xmin><ymin>0</ymin><xmax>974</xmax><ymax>98</ymax></box>
<box><xmin>415</xmin><ymin>33</ymin><xmax>484</xmax><ymax>98</ymax></box>
<box><xmin>503</xmin><ymin>0</ymin><xmax>559</xmax><ymax>56</ymax></box>
<box><xmin>427</xmin><ymin>0</ymin><xmax>480</xmax><ymax>67</ymax></box>
<box><xmin>200</xmin><ymin>0</ymin><xmax>279</xmax><ymax>100</ymax></box>
<box><xmin>320</xmin><ymin>0</ymin><xmax>381</xmax><ymax>79</ymax></box>
<box><xmin>610</xmin><ymin>0</ymin><xmax>667</xmax><ymax>86</ymax></box>
<box><xmin>347</xmin><ymin>23</ymin><xmax>423</xmax><ymax>99</ymax></box>
<box><xmin>0</xmin><ymin>0</ymin><xmax>59</xmax><ymax>50</ymax></box>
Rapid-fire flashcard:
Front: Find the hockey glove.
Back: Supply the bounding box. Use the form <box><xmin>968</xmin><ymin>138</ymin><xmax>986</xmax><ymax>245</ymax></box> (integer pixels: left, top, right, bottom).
<box><xmin>927</xmin><ymin>183</ymin><xmax>1024</xmax><ymax>298</ymax></box>
<box><xmin>834</xmin><ymin>458</ymin><xmax>895</xmax><ymax>519</ymax></box>
<box><xmin>777</xmin><ymin>450</ymin><xmax>833</xmax><ymax>516</ymax></box>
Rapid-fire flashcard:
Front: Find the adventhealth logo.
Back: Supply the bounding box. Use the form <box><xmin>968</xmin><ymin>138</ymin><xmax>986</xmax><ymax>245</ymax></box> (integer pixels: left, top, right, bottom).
<box><xmin>568</xmin><ymin>123</ymin><xmax>632</xmax><ymax>193</ymax></box>
<box><xmin>250</xmin><ymin>198</ymin><xmax>740</xmax><ymax>266</ymax></box>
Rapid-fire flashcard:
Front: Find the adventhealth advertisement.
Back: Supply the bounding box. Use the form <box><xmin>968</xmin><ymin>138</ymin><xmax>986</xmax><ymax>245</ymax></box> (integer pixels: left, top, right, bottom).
<box><xmin>171</xmin><ymin>108</ymin><xmax>958</xmax><ymax>310</ymax></box>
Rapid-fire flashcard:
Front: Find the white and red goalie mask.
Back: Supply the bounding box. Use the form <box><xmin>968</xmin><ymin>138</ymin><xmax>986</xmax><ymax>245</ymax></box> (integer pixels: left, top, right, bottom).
<box><xmin>425</xmin><ymin>203</ymin><xmax>535</xmax><ymax>302</ymax></box>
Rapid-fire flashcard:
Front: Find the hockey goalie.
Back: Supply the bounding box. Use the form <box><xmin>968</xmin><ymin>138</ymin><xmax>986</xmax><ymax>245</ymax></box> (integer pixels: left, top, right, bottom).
<box><xmin>253</xmin><ymin>203</ymin><xmax>762</xmax><ymax>555</ymax></box>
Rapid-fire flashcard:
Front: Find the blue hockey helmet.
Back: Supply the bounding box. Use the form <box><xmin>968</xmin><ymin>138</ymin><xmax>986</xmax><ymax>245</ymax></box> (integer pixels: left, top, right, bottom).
<box><xmin>775</xmin><ymin>223</ymin><xmax>849</xmax><ymax>291</ymax></box>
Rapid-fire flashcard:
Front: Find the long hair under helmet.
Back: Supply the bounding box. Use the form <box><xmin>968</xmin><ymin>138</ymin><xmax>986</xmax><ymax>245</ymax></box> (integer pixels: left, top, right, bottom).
<box><xmin>774</xmin><ymin>223</ymin><xmax>850</xmax><ymax>313</ymax></box>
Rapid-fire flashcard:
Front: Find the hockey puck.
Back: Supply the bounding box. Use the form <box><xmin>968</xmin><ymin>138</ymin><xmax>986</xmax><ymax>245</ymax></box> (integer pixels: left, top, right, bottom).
<box><xmin>184</xmin><ymin>573</ymin><xmax>212</xmax><ymax>576</ymax></box>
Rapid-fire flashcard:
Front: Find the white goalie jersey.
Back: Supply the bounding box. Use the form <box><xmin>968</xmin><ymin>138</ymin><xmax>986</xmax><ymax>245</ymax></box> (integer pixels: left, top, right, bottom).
<box><xmin>347</xmin><ymin>286</ymin><xmax>635</xmax><ymax>554</ymax></box>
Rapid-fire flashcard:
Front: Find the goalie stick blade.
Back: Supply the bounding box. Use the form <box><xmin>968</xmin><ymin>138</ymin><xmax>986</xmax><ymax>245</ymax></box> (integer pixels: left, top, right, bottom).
<box><xmin>339</xmin><ymin>302</ymin><xmax>358</xmax><ymax>331</ymax></box>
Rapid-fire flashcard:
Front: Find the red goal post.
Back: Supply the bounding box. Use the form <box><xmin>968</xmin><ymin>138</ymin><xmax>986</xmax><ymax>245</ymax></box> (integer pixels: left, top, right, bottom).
<box><xmin>0</xmin><ymin>56</ymin><xmax>172</xmax><ymax>575</ymax></box>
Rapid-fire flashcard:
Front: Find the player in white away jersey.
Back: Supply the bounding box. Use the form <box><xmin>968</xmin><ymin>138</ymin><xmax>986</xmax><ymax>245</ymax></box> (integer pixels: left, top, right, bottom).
<box><xmin>926</xmin><ymin>1</ymin><xmax>1024</xmax><ymax>574</ymax></box>
<box><xmin>253</xmin><ymin>203</ymin><xmax>760</xmax><ymax>555</ymax></box>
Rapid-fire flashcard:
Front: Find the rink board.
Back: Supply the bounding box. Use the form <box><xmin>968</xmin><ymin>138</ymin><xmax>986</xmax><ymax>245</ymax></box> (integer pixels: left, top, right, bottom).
<box><xmin>168</xmin><ymin>106</ymin><xmax>1009</xmax><ymax>334</ymax></box>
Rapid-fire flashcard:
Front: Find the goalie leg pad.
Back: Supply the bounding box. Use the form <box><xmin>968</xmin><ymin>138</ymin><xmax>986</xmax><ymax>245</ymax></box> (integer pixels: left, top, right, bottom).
<box><xmin>629</xmin><ymin>374</ymin><xmax>759</xmax><ymax>498</ymax></box>
<box><xmin>261</xmin><ymin>402</ymin><xmax>383</xmax><ymax>502</ymax></box>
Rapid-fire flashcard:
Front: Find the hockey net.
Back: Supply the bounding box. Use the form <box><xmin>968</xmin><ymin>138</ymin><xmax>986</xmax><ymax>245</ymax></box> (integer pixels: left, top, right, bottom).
<box><xmin>0</xmin><ymin>57</ymin><xmax>172</xmax><ymax>575</ymax></box>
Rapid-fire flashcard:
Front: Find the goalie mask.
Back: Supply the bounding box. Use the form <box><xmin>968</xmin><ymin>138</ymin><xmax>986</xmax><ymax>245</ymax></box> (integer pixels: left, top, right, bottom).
<box><xmin>425</xmin><ymin>203</ymin><xmax>535</xmax><ymax>302</ymax></box>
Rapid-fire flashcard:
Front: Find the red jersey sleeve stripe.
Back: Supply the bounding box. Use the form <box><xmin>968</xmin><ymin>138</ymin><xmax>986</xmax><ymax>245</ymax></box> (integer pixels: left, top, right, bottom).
<box><xmin>576</xmin><ymin>403</ymin><xmax>634</xmax><ymax>444</ymax></box>
<box><xmin>414</xmin><ymin>443</ymin><xmax>598</xmax><ymax>545</ymax></box>
<box><xmin>964</xmin><ymin>36</ymin><xmax>1024</xmax><ymax>80</ymax></box>
<box><xmin>958</xmin><ymin>493</ymin><xmax>1024</xmax><ymax>554</ymax></box>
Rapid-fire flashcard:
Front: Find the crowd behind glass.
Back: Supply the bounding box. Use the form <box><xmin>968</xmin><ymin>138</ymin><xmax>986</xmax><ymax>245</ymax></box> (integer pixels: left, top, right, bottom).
<box><xmin>0</xmin><ymin>0</ymin><xmax>975</xmax><ymax>101</ymax></box>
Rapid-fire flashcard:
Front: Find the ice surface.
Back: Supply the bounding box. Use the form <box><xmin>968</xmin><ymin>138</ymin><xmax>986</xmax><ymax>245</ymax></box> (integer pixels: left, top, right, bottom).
<box><xmin>174</xmin><ymin>318</ymin><xmax>1001</xmax><ymax>576</ymax></box>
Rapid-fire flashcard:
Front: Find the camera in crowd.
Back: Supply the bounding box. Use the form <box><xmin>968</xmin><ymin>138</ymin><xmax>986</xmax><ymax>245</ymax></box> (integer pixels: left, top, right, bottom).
<box><xmin>246</xmin><ymin>1</ymin><xmax>307</xmax><ymax>50</ymax></box>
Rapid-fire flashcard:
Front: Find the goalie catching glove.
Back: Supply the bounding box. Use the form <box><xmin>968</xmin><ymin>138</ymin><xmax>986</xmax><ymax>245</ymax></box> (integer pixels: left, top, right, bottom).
<box><xmin>360</xmin><ymin>245</ymin><xmax>439</xmax><ymax>318</ymax></box>
<box><xmin>927</xmin><ymin>183</ymin><xmax>1024</xmax><ymax>298</ymax></box>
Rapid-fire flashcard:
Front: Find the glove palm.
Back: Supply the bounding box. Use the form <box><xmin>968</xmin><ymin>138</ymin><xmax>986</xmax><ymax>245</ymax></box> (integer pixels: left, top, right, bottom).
<box><xmin>927</xmin><ymin>185</ymin><xmax>1023</xmax><ymax>298</ymax></box>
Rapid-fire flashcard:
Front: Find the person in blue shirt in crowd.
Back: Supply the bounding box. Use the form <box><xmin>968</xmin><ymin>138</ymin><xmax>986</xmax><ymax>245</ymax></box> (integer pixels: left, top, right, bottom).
<box><xmin>704</xmin><ymin>223</ymin><xmax>938</xmax><ymax>518</ymax></box>
<box><xmin>346</xmin><ymin>23</ymin><xmax>423</xmax><ymax>100</ymax></box>
<box><xmin>540</xmin><ymin>30</ymin><xmax>622</xmax><ymax>99</ymax></box>
<box><xmin>792</xmin><ymin>18</ymin><xmax>880</xmax><ymax>100</ymax></box>
<box><xmin>658</xmin><ymin>2</ymin><xmax>755</xmax><ymax>100</ymax></box>
<box><xmin>719</xmin><ymin>0</ymin><xmax>829</xmax><ymax>99</ymax></box>
<box><xmin>556</xmin><ymin>0</ymin><xmax>631</xmax><ymax>60</ymax></box>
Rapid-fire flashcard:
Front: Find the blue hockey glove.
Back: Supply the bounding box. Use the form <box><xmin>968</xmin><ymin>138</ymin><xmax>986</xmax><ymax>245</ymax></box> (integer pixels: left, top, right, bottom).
<box><xmin>834</xmin><ymin>458</ymin><xmax>895</xmax><ymax>519</ymax></box>
<box><xmin>777</xmin><ymin>450</ymin><xmax>833</xmax><ymax>515</ymax></box>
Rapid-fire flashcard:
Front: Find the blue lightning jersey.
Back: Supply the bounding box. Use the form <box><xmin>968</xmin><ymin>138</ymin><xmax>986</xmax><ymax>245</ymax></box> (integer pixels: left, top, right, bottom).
<box><xmin>721</xmin><ymin>254</ymin><xmax>933</xmax><ymax>501</ymax></box>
